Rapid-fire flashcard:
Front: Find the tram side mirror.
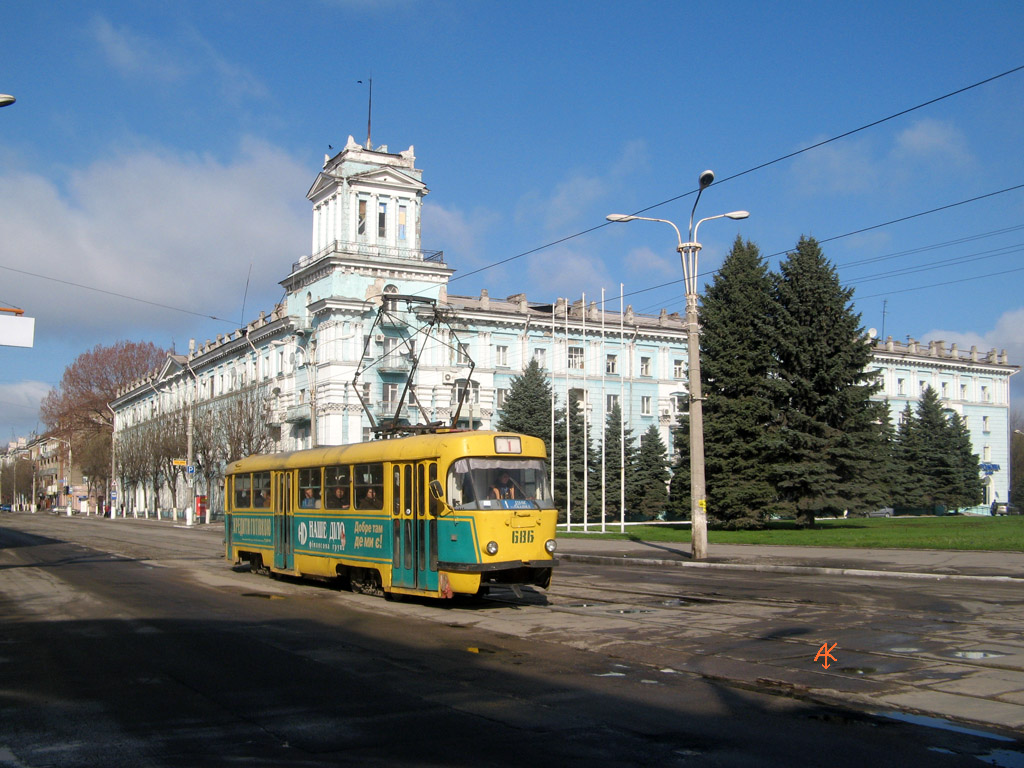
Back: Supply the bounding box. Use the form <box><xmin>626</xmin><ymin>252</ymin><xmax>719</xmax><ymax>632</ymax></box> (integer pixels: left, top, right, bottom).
<box><xmin>428</xmin><ymin>480</ymin><xmax>445</xmax><ymax>502</ymax></box>
<box><xmin>428</xmin><ymin>479</ymin><xmax>452</xmax><ymax>516</ymax></box>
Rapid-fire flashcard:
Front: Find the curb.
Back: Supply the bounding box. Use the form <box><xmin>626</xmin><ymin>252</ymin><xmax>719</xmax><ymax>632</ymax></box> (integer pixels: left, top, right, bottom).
<box><xmin>556</xmin><ymin>552</ymin><xmax>1023</xmax><ymax>584</ymax></box>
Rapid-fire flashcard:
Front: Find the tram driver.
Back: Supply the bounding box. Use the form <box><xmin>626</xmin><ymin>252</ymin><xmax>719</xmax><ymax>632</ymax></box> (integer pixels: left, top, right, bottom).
<box><xmin>490</xmin><ymin>471</ymin><xmax>517</xmax><ymax>500</ymax></box>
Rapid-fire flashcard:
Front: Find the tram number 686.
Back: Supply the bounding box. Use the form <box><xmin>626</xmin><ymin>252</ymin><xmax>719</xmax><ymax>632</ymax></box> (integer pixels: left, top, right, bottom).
<box><xmin>512</xmin><ymin>530</ymin><xmax>534</xmax><ymax>544</ymax></box>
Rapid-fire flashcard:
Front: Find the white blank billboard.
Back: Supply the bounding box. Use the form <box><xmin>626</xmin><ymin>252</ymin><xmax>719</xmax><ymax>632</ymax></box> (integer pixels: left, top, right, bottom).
<box><xmin>0</xmin><ymin>314</ymin><xmax>35</xmax><ymax>347</ymax></box>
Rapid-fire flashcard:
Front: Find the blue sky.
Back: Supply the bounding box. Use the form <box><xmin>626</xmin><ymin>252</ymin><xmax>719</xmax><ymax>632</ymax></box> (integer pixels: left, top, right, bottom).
<box><xmin>1</xmin><ymin>0</ymin><xmax>1023</xmax><ymax>440</ymax></box>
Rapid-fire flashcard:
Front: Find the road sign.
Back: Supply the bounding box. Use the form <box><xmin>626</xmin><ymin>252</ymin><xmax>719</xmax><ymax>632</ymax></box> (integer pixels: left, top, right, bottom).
<box><xmin>187</xmin><ymin>465</ymin><xmax>195</xmax><ymax>475</ymax></box>
<box><xmin>172</xmin><ymin>459</ymin><xmax>187</xmax><ymax>467</ymax></box>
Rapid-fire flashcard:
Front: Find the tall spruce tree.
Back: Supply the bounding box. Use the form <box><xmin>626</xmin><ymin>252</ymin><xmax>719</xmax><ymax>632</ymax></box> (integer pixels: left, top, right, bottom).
<box><xmin>770</xmin><ymin>236</ymin><xmax>884</xmax><ymax>525</ymax></box>
<box><xmin>891</xmin><ymin>402</ymin><xmax>923</xmax><ymax>509</ymax></box>
<box><xmin>550</xmin><ymin>391</ymin><xmax>597</xmax><ymax>524</ymax></box>
<box><xmin>894</xmin><ymin>387</ymin><xmax>983</xmax><ymax>512</ymax></box>
<box><xmin>947</xmin><ymin>411</ymin><xmax>984</xmax><ymax>510</ymax></box>
<box><xmin>496</xmin><ymin>358</ymin><xmax>555</xmax><ymax>453</ymax></box>
<box><xmin>600</xmin><ymin>403</ymin><xmax>638</xmax><ymax>522</ymax></box>
<box><xmin>690</xmin><ymin>236</ymin><xmax>777</xmax><ymax>528</ymax></box>
<box><xmin>632</xmin><ymin>424</ymin><xmax>670</xmax><ymax>520</ymax></box>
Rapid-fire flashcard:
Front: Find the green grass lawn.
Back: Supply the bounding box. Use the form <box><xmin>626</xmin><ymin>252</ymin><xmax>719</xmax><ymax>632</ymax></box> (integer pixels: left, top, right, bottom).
<box><xmin>560</xmin><ymin>515</ymin><xmax>1024</xmax><ymax>552</ymax></box>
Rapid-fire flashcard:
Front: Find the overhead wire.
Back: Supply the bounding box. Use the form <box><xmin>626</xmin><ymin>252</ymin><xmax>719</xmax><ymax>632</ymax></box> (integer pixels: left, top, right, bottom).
<box><xmin>635</xmin><ymin>185</ymin><xmax>1024</xmax><ymax>313</ymax></box>
<box><xmin>0</xmin><ymin>65</ymin><xmax>1021</xmax><ymax>329</ymax></box>
<box><xmin>445</xmin><ymin>64</ymin><xmax>1024</xmax><ymax>287</ymax></box>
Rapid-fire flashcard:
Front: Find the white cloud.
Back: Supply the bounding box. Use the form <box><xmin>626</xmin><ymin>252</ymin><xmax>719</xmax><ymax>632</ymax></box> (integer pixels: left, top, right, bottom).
<box><xmin>0</xmin><ymin>380</ymin><xmax>52</xmax><ymax>439</ymax></box>
<box><xmin>89</xmin><ymin>15</ymin><xmax>267</xmax><ymax>103</ymax></box>
<box><xmin>892</xmin><ymin>118</ymin><xmax>972</xmax><ymax>166</ymax></box>
<box><xmin>923</xmin><ymin>306</ymin><xmax>1024</xmax><ymax>405</ymax></box>
<box><xmin>517</xmin><ymin>140</ymin><xmax>648</xmax><ymax>234</ymax></box>
<box><xmin>789</xmin><ymin>136</ymin><xmax>878</xmax><ymax>196</ymax></box>
<box><xmin>90</xmin><ymin>16</ymin><xmax>185</xmax><ymax>81</ymax></box>
<box><xmin>526</xmin><ymin>246</ymin><xmax>615</xmax><ymax>300</ymax></box>
<box><xmin>625</xmin><ymin>245</ymin><xmax>677</xmax><ymax>280</ymax></box>
<box><xmin>422</xmin><ymin>201</ymin><xmax>498</xmax><ymax>268</ymax></box>
<box><xmin>0</xmin><ymin>138</ymin><xmax>309</xmax><ymax>341</ymax></box>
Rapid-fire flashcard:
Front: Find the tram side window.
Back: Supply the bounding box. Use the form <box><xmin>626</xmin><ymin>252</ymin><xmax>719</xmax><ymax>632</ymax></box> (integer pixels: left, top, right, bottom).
<box><xmin>253</xmin><ymin>472</ymin><xmax>271</xmax><ymax>508</ymax></box>
<box><xmin>324</xmin><ymin>465</ymin><xmax>350</xmax><ymax>509</ymax></box>
<box><xmin>299</xmin><ymin>467</ymin><xmax>322</xmax><ymax>509</ymax></box>
<box><xmin>234</xmin><ymin>474</ymin><xmax>252</xmax><ymax>509</ymax></box>
<box><xmin>355</xmin><ymin>463</ymin><xmax>384</xmax><ymax>509</ymax></box>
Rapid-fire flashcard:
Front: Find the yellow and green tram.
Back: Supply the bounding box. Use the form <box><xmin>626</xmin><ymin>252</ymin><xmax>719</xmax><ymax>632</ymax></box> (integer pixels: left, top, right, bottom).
<box><xmin>224</xmin><ymin>431</ymin><xmax>557</xmax><ymax>599</ymax></box>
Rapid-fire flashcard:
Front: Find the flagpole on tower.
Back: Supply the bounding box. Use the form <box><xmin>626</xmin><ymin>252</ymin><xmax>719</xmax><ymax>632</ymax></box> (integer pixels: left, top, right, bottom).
<box><xmin>358</xmin><ymin>76</ymin><xmax>373</xmax><ymax>149</ymax></box>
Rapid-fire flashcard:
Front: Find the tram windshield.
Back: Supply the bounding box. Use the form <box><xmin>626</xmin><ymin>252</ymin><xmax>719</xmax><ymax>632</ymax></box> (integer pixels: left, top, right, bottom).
<box><xmin>447</xmin><ymin>458</ymin><xmax>553</xmax><ymax>510</ymax></box>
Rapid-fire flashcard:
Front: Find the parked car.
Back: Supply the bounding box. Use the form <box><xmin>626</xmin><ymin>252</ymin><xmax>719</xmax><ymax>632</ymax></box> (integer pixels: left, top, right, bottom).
<box><xmin>991</xmin><ymin>503</ymin><xmax>1019</xmax><ymax>516</ymax></box>
<box><xmin>0</xmin><ymin>503</ymin><xmax>11</xmax><ymax>512</ymax></box>
<box><xmin>866</xmin><ymin>507</ymin><xmax>894</xmax><ymax>518</ymax></box>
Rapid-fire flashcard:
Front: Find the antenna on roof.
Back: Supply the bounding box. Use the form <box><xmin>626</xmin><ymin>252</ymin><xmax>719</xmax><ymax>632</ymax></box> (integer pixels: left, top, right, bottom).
<box><xmin>240</xmin><ymin>262</ymin><xmax>253</xmax><ymax>328</ymax></box>
<box><xmin>357</xmin><ymin>76</ymin><xmax>373</xmax><ymax>149</ymax></box>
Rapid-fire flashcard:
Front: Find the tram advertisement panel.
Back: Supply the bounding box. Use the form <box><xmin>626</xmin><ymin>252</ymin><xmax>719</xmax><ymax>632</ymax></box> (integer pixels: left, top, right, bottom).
<box><xmin>231</xmin><ymin>513</ymin><xmax>273</xmax><ymax>547</ymax></box>
<box><xmin>293</xmin><ymin>514</ymin><xmax>388</xmax><ymax>560</ymax></box>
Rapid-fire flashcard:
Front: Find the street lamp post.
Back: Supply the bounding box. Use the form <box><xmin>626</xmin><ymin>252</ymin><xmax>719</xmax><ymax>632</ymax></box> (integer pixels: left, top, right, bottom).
<box><xmin>607</xmin><ymin>170</ymin><xmax>748</xmax><ymax>560</ymax></box>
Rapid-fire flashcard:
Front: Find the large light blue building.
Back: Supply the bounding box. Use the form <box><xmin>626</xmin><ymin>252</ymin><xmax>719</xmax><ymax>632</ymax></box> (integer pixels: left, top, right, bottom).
<box><xmin>110</xmin><ymin>134</ymin><xmax>1017</xmax><ymax>516</ymax></box>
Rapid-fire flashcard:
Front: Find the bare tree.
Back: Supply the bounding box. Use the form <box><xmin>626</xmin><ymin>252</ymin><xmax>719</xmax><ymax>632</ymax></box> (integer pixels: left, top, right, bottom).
<box><xmin>154</xmin><ymin>409</ymin><xmax>189</xmax><ymax>513</ymax></box>
<box><xmin>191</xmin><ymin>402</ymin><xmax>225</xmax><ymax>510</ymax></box>
<box><xmin>220</xmin><ymin>384</ymin><xmax>274</xmax><ymax>464</ymax></box>
<box><xmin>40</xmin><ymin>341</ymin><xmax>168</xmax><ymax>501</ymax></box>
<box><xmin>139</xmin><ymin>421</ymin><xmax>164</xmax><ymax>517</ymax></box>
<box><xmin>115</xmin><ymin>427</ymin><xmax>147</xmax><ymax>516</ymax></box>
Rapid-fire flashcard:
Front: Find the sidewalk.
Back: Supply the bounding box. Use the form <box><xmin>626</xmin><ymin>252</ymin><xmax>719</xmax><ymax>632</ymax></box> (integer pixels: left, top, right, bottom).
<box><xmin>555</xmin><ymin>536</ymin><xmax>1024</xmax><ymax>581</ymax></box>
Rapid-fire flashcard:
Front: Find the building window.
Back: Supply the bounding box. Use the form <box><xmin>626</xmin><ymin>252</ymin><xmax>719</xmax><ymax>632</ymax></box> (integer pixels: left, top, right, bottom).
<box><xmin>960</xmin><ymin>383</ymin><xmax>968</xmax><ymax>400</ymax></box>
<box><xmin>606</xmin><ymin>354</ymin><xmax>618</xmax><ymax>375</ymax></box>
<box><xmin>378</xmin><ymin>201</ymin><xmax>387</xmax><ymax>238</ymax></box>
<box><xmin>454</xmin><ymin>379</ymin><xmax>479</xmax><ymax>405</ymax></box>
<box><xmin>382</xmin><ymin>382</ymin><xmax>400</xmax><ymax>409</ymax></box>
<box><xmin>641</xmin><ymin>395</ymin><xmax>652</xmax><ymax>416</ymax></box>
<box><xmin>674</xmin><ymin>359</ymin><xmax>685</xmax><ymax>378</ymax></box>
<box><xmin>673</xmin><ymin>394</ymin><xmax>688</xmax><ymax>414</ymax></box>
<box><xmin>640</xmin><ymin>356</ymin><xmax>651</xmax><ymax>377</ymax></box>
<box><xmin>604</xmin><ymin>393</ymin><xmax>619</xmax><ymax>412</ymax></box>
<box><xmin>897</xmin><ymin>378</ymin><xmax>906</xmax><ymax>395</ymax></box>
<box><xmin>534</xmin><ymin>348</ymin><xmax>547</xmax><ymax>368</ymax></box>
<box><xmin>496</xmin><ymin>388</ymin><xmax>509</xmax><ymax>409</ymax></box>
<box><xmin>982</xmin><ymin>416</ymin><xmax>990</xmax><ymax>433</ymax></box>
<box><xmin>568</xmin><ymin>346</ymin><xmax>584</xmax><ymax>370</ymax></box>
<box><xmin>457</xmin><ymin>343</ymin><xmax>471</xmax><ymax>365</ymax></box>
<box><xmin>919</xmin><ymin>380</ymin><xmax>928</xmax><ymax>394</ymax></box>
<box><xmin>981</xmin><ymin>385</ymin><xmax>991</xmax><ymax>403</ymax></box>
<box><xmin>398</xmin><ymin>205</ymin><xmax>407</xmax><ymax>241</ymax></box>
<box><xmin>357</xmin><ymin>199</ymin><xmax>367</xmax><ymax>235</ymax></box>
<box><xmin>495</xmin><ymin>345</ymin><xmax>509</xmax><ymax>367</ymax></box>
<box><xmin>983</xmin><ymin>445</ymin><xmax>991</xmax><ymax>462</ymax></box>
<box><xmin>941</xmin><ymin>382</ymin><xmax>949</xmax><ymax>398</ymax></box>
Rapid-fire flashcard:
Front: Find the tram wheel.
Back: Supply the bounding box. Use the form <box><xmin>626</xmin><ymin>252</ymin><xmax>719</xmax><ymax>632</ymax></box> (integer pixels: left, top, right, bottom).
<box><xmin>249</xmin><ymin>554</ymin><xmax>263</xmax><ymax>575</ymax></box>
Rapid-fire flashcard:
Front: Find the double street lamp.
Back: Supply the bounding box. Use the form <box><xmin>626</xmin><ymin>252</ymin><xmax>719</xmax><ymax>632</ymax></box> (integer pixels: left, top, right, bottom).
<box><xmin>607</xmin><ymin>170</ymin><xmax>748</xmax><ymax>560</ymax></box>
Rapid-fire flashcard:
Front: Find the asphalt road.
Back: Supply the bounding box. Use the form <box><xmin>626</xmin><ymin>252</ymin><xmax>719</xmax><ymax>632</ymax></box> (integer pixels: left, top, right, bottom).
<box><xmin>1</xmin><ymin>513</ymin><xmax>1021</xmax><ymax>767</ymax></box>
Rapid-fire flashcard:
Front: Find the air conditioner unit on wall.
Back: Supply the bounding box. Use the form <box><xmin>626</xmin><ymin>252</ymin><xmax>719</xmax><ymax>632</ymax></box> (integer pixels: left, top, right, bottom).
<box><xmin>443</xmin><ymin>372</ymin><xmax>455</xmax><ymax>383</ymax></box>
<box><xmin>375</xmin><ymin>334</ymin><xmax>385</xmax><ymax>343</ymax></box>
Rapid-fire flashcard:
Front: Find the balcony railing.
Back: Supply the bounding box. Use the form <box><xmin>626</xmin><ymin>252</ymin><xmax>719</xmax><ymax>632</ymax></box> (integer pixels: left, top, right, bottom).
<box><xmin>292</xmin><ymin>241</ymin><xmax>445</xmax><ymax>273</ymax></box>
<box><xmin>284</xmin><ymin>403</ymin><xmax>312</xmax><ymax>423</ymax></box>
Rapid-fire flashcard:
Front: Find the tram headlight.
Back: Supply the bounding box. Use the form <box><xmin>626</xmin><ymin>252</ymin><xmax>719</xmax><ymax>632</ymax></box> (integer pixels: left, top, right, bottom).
<box><xmin>485</xmin><ymin>541</ymin><xmax>499</xmax><ymax>556</ymax></box>
<box><xmin>545</xmin><ymin>539</ymin><xmax>557</xmax><ymax>554</ymax></box>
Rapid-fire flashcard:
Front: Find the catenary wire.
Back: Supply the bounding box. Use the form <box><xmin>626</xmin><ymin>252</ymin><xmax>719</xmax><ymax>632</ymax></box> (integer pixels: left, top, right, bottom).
<box><xmin>1</xmin><ymin>67</ymin><xmax>1021</xmax><ymax>327</ymax></box>
<box><xmin>445</xmin><ymin>65</ymin><xmax>1024</xmax><ymax>286</ymax></box>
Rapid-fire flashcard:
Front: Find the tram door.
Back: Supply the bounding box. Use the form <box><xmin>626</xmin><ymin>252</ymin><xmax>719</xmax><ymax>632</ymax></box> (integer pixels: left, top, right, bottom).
<box><xmin>274</xmin><ymin>471</ymin><xmax>294</xmax><ymax>570</ymax></box>
<box><xmin>391</xmin><ymin>462</ymin><xmax>437</xmax><ymax>591</ymax></box>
